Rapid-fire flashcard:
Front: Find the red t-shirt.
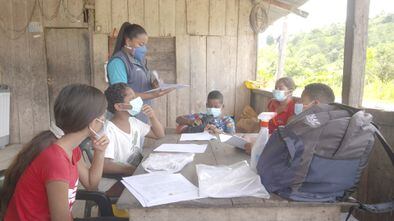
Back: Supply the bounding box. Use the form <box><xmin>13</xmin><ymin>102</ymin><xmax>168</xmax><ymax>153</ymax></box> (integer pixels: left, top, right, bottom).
<box><xmin>5</xmin><ymin>144</ymin><xmax>81</xmax><ymax>221</ymax></box>
<box><xmin>267</xmin><ymin>98</ymin><xmax>295</xmax><ymax>134</ymax></box>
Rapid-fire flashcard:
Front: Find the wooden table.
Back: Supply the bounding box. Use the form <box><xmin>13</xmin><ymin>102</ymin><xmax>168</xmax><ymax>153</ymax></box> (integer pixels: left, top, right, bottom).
<box><xmin>117</xmin><ymin>133</ymin><xmax>351</xmax><ymax>221</ymax></box>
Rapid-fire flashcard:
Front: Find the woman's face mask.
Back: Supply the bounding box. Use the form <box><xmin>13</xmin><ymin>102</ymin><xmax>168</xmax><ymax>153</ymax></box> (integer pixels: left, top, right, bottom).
<box><xmin>134</xmin><ymin>45</ymin><xmax>147</xmax><ymax>62</ymax></box>
<box><xmin>272</xmin><ymin>89</ymin><xmax>289</xmax><ymax>102</ymax></box>
<box><xmin>89</xmin><ymin>118</ymin><xmax>106</xmax><ymax>140</ymax></box>
<box><xmin>128</xmin><ymin>97</ymin><xmax>143</xmax><ymax>116</ymax></box>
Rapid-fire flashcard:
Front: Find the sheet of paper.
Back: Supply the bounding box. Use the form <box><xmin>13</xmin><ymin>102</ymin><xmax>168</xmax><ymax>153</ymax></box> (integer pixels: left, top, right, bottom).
<box><xmin>144</xmin><ymin>83</ymin><xmax>189</xmax><ymax>94</ymax></box>
<box><xmin>154</xmin><ymin>144</ymin><xmax>208</xmax><ymax>153</ymax></box>
<box><xmin>122</xmin><ymin>173</ymin><xmax>202</xmax><ymax>207</ymax></box>
<box><xmin>219</xmin><ymin>134</ymin><xmax>248</xmax><ymax>150</ymax></box>
<box><xmin>179</xmin><ymin>132</ymin><xmax>217</xmax><ymax>141</ymax></box>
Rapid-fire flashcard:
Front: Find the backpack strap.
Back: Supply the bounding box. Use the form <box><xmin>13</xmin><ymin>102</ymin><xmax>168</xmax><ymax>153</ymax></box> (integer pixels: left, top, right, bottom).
<box><xmin>345</xmin><ymin>123</ymin><xmax>394</xmax><ymax>219</ymax></box>
<box><xmin>372</xmin><ymin>123</ymin><xmax>394</xmax><ymax>166</ymax></box>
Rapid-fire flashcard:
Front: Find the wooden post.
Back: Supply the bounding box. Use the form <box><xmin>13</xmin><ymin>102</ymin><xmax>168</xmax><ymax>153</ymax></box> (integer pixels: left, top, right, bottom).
<box><xmin>342</xmin><ymin>0</ymin><xmax>370</xmax><ymax>107</ymax></box>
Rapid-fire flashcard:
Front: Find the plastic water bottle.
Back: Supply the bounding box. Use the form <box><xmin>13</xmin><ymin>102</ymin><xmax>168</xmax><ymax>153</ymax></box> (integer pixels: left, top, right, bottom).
<box><xmin>250</xmin><ymin>112</ymin><xmax>276</xmax><ymax>171</ymax></box>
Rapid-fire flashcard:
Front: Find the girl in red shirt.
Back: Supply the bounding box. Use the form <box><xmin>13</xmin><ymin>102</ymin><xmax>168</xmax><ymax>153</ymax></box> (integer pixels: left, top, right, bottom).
<box><xmin>267</xmin><ymin>77</ymin><xmax>297</xmax><ymax>134</ymax></box>
<box><xmin>0</xmin><ymin>84</ymin><xmax>109</xmax><ymax>221</ymax></box>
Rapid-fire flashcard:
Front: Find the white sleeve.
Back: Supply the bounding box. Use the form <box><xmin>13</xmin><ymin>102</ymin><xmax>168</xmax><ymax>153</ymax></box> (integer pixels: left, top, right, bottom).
<box><xmin>104</xmin><ymin>127</ymin><xmax>115</xmax><ymax>160</ymax></box>
<box><xmin>132</xmin><ymin>118</ymin><xmax>151</xmax><ymax>137</ymax></box>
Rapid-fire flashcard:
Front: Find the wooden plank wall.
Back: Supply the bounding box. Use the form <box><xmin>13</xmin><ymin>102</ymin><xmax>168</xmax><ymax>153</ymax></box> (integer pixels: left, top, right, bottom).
<box><xmin>250</xmin><ymin>89</ymin><xmax>394</xmax><ymax>221</ymax></box>
<box><xmin>0</xmin><ymin>0</ymin><xmax>89</xmax><ymax>144</ymax></box>
<box><xmin>94</xmin><ymin>0</ymin><xmax>257</xmax><ymax>127</ymax></box>
<box><xmin>0</xmin><ymin>0</ymin><xmax>257</xmax><ymax>142</ymax></box>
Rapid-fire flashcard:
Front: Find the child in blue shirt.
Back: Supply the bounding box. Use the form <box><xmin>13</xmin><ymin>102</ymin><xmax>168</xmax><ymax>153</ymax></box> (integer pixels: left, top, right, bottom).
<box><xmin>176</xmin><ymin>90</ymin><xmax>235</xmax><ymax>134</ymax></box>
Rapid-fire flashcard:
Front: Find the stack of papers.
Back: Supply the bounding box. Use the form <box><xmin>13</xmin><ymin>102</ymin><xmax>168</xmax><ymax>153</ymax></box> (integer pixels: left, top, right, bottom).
<box><xmin>144</xmin><ymin>83</ymin><xmax>189</xmax><ymax>93</ymax></box>
<box><xmin>219</xmin><ymin>134</ymin><xmax>248</xmax><ymax>150</ymax></box>
<box><xmin>154</xmin><ymin>144</ymin><xmax>208</xmax><ymax>153</ymax></box>
<box><xmin>121</xmin><ymin>173</ymin><xmax>202</xmax><ymax>207</ymax></box>
<box><xmin>180</xmin><ymin>132</ymin><xmax>217</xmax><ymax>141</ymax></box>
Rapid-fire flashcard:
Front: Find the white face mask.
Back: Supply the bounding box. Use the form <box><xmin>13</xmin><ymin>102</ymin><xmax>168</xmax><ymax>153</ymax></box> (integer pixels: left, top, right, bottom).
<box><xmin>294</xmin><ymin>103</ymin><xmax>304</xmax><ymax>115</ymax></box>
<box><xmin>272</xmin><ymin>89</ymin><xmax>288</xmax><ymax>102</ymax></box>
<box><xmin>89</xmin><ymin>118</ymin><xmax>106</xmax><ymax>140</ymax></box>
<box><xmin>207</xmin><ymin>108</ymin><xmax>222</xmax><ymax>117</ymax></box>
<box><xmin>128</xmin><ymin>97</ymin><xmax>143</xmax><ymax>116</ymax></box>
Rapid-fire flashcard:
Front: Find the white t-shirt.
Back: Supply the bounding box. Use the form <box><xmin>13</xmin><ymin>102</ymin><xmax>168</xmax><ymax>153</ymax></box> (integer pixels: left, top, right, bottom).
<box><xmin>104</xmin><ymin>117</ymin><xmax>150</xmax><ymax>164</ymax></box>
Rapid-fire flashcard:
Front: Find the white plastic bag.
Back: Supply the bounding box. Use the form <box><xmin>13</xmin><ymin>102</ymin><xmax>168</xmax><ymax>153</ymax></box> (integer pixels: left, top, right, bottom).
<box><xmin>196</xmin><ymin>161</ymin><xmax>270</xmax><ymax>198</ymax></box>
<box><xmin>142</xmin><ymin>153</ymin><xmax>195</xmax><ymax>173</ymax></box>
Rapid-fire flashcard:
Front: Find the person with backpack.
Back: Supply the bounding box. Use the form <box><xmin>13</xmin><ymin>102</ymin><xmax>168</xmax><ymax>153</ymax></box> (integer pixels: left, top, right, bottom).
<box><xmin>295</xmin><ymin>83</ymin><xmax>335</xmax><ymax>115</ymax></box>
<box><xmin>244</xmin><ymin>83</ymin><xmax>335</xmax><ymax>155</ymax></box>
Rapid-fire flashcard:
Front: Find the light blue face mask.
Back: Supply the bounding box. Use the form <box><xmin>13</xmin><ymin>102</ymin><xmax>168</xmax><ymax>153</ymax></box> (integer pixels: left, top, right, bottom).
<box><xmin>272</xmin><ymin>89</ymin><xmax>288</xmax><ymax>102</ymax></box>
<box><xmin>207</xmin><ymin>108</ymin><xmax>222</xmax><ymax>117</ymax></box>
<box><xmin>294</xmin><ymin>103</ymin><xmax>304</xmax><ymax>115</ymax></box>
<box><xmin>128</xmin><ymin>97</ymin><xmax>143</xmax><ymax>116</ymax></box>
<box><xmin>134</xmin><ymin>45</ymin><xmax>147</xmax><ymax>63</ymax></box>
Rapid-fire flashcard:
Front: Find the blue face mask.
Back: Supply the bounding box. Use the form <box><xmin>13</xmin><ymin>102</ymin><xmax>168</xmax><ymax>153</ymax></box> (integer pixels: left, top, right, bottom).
<box><xmin>134</xmin><ymin>45</ymin><xmax>147</xmax><ymax>63</ymax></box>
<box><xmin>272</xmin><ymin>89</ymin><xmax>288</xmax><ymax>102</ymax></box>
<box><xmin>207</xmin><ymin>108</ymin><xmax>221</xmax><ymax>117</ymax></box>
<box><xmin>294</xmin><ymin>103</ymin><xmax>304</xmax><ymax>115</ymax></box>
<box><xmin>128</xmin><ymin>97</ymin><xmax>143</xmax><ymax>116</ymax></box>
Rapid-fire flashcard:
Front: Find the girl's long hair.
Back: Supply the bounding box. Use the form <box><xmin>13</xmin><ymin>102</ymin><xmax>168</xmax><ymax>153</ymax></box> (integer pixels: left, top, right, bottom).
<box><xmin>0</xmin><ymin>84</ymin><xmax>107</xmax><ymax>218</ymax></box>
<box><xmin>112</xmin><ymin>22</ymin><xmax>147</xmax><ymax>56</ymax></box>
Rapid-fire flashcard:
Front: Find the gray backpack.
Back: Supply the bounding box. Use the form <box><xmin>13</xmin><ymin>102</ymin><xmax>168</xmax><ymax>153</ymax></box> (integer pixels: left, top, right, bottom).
<box><xmin>257</xmin><ymin>103</ymin><xmax>394</xmax><ymax>203</ymax></box>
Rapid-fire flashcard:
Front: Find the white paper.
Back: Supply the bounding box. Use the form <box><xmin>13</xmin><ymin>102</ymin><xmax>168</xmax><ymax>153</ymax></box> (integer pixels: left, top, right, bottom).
<box><xmin>154</xmin><ymin>144</ymin><xmax>207</xmax><ymax>153</ymax></box>
<box><xmin>122</xmin><ymin>173</ymin><xmax>202</xmax><ymax>207</ymax></box>
<box><xmin>180</xmin><ymin>132</ymin><xmax>217</xmax><ymax>141</ymax></box>
<box><xmin>144</xmin><ymin>83</ymin><xmax>189</xmax><ymax>94</ymax></box>
<box><xmin>219</xmin><ymin>134</ymin><xmax>248</xmax><ymax>150</ymax></box>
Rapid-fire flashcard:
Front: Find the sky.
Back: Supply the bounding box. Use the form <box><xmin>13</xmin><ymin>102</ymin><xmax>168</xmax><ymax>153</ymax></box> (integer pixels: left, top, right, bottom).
<box><xmin>259</xmin><ymin>0</ymin><xmax>394</xmax><ymax>46</ymax></box>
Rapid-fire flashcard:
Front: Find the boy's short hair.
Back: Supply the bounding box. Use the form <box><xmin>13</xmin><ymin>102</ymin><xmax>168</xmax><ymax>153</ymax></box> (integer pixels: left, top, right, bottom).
<box><xmin>302</xmin><ymin>83</ymin><xmax>335</xmax><ymax>104</ymax></box>
<box><xmin>104</xmin><ymin>83</ymin><xmax>129</xmax><ymax>113</ymax></box>
<box><xmin>276</xmin><ymin>77</ymin><xmax>296</xmax><ymax>91</ymax></box>
<box><xmin>207</xmin><ymin>90</ymin><xmax>223</xmax><ymax>103</ymax></box>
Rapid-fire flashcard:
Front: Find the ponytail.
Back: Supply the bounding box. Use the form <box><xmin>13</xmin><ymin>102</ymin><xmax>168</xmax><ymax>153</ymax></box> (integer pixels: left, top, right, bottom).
<box><xmin>112</xmin><ymin>22</ymin><xmax>147</xmax><ymax>56</ymax></box>
<box><xmin>0</xmin><ymin>131</ymin><xmax>56</xmax><ymax>218</ymax></box>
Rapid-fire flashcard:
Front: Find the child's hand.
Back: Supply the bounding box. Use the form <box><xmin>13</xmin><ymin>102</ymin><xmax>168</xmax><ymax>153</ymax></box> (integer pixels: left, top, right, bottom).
<box><xmin>204</xmin><ymin>124</ymin><xmax>222</xmax><ymax>135</ymax></box>
<box><xmin>142</xmin><ymin>105</ymin><xmax>156</xmax><ymax>118</ymax></box>
<box><xmin>93</xmin><ymin>135</ymin><xmax>109</xmax><ymax>152</ymax></box>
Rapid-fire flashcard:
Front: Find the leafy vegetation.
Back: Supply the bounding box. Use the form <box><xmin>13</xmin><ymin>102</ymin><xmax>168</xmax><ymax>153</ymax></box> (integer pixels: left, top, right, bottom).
<box><xmin>257</xmin><ymin>13</ymin><xmax>394</xmax><ymax>106</ymax></box>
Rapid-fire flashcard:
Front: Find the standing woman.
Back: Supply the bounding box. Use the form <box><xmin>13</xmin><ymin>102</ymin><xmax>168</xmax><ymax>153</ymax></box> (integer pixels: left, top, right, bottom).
<box><xmin>107</xmin><ymin>22</ymin><xmax>173</xmax><ymax>123</ymax></box>
<box><xmin>0</xmin><ymin>84</ymin><xmax>109</xmax><ymax>221</ymax></box>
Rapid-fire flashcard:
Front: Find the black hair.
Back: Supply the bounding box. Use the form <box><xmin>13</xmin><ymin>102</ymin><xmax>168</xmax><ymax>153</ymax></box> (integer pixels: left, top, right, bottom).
<box><xmin>104</xmin><ymin>83</ymin><xmax>130</xmax><ymax>113</ymax></box>
<box><xmin>113</xmin><ymin>22</ymin><xmax>147</xmax><ymax>56</ymax></box>
<box><xmin>276</xmin><ymin>77</ymin><xmax>296</xmax><ymax>91</ymax></box>
<box><xmin>302</xmin><ymin>83</ymin><xmax>335</xmax><ymax>103</ymax></box>
<box><xmin>207</xmin><ymin>90</ymin><xmax>224</xmax><ymax>103</ymax></box>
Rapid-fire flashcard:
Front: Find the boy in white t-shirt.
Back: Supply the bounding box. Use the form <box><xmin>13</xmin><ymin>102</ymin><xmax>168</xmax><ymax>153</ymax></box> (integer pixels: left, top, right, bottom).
<box><xmin>103</xmin><ymin>83</ymin><xmax>165</xmax><ymax>176</ymax></box>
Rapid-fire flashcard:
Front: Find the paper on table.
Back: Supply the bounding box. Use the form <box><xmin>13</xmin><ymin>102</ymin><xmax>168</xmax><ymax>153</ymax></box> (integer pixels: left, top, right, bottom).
<box><xmin>154</xmin><ymin>144</ymin><xmax>208</xmax><ymax>153</ymax></box>
<box><xmin>122</xmin><ymin>173</ymin><xmax>202</xmax><ymax>207</ymax></box>
<box><xmin>219</xmin><ymin>134</ymin><xmax>248</xmax><ymax>150</ymax></box>
<box><xmin>144</xmin><ymin>83</ymin><xmax>189</xmax><ymax>94</ymax></box>
<box><xmin>179</xmin><ymin>132</ymin><xmax>217</xmax><ymax>141</ymax></box>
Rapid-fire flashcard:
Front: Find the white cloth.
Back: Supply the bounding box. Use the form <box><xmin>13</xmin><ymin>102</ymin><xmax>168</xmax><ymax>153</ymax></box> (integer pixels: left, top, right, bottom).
<box><xmin>104</xmin><ymin>117</ymin><xmax>150</xmax><ymax>164</ymax></box>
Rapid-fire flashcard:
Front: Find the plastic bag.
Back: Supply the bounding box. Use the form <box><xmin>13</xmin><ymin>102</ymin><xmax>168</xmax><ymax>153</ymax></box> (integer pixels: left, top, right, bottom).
<box><xmin>142</xmin><ymin>153</ymin><xmax>195</xmax><ymax>173</ymax></box>
<box><xmin>196</xmin><ymin>161</ymin><xmax>270</xmax><ymax>198</ymax></box>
